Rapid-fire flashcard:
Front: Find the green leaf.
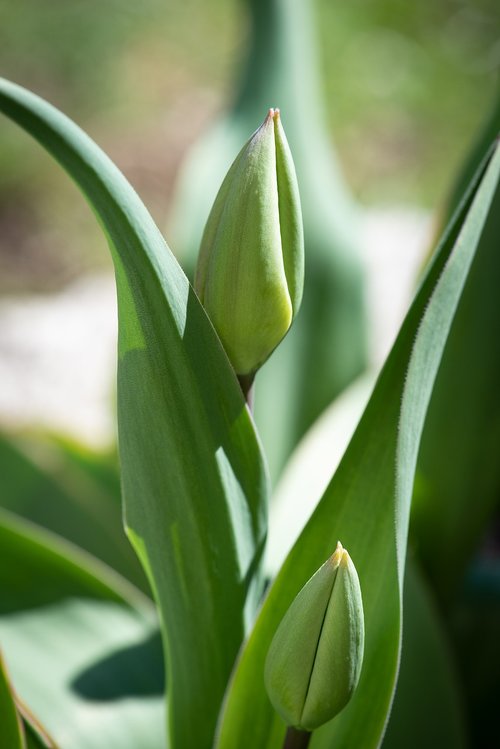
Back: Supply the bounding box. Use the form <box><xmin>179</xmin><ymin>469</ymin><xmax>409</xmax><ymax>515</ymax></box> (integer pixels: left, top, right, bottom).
<box><xmin>382</xmin><ymin>558</ymin><xmax>466</xmax><ymax>748</ymax></box>
<box><xmin>0</xmin><ymin>510</ymin><xmax>164</xmax><ymax>749</ymax></box>
<box><xmin>0</xmin><ymin>430</ymin><xmax>147</xmax><ymax>592</ymax></box>
<box><xmin>216</xmin><ymin>143</ymin><xmax>500</xmax><ymax>747</ymax></box>
<box><xmin>0</xmin><ymin>77</ymin><xmax>268</xmax><ymax>749</ymax></box>
<box><xmin>267</xmin><ymin>389</ymin><xmax>467</xmax><ymax>748</ymax></box>
<box><xmin>411</xmin><ymin>143</ymin><xmax>500</xmax><ymax>598</ymax></box>
<box><xmin>0</xmin><ymin>650</ymin><xmax>25</xmax><ymax>749</ymax></box>
<box><xmin>266</xmin><ymin>398</ymin><xmax>467</xmax><ymax>747</ymax></box>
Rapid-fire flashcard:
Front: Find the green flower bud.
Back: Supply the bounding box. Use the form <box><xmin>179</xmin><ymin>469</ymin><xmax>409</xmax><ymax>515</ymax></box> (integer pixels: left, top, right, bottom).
<box><xmin>194</xmin><ymin>108</ymin><xmax>304</xmax><ymax>376</ymax></box>
<box><xmin>264</xmin><ymin>542</ymin><xmax>364</xmax><ymax>731</ymax></box>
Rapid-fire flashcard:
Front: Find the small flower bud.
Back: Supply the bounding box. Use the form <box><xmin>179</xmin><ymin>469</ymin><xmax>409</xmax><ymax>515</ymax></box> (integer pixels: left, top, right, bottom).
<box><xmin>264</xmin><ymin>542</ymin><xmax>364</xmax><ymax>731</ymax></box>
<box><xmin>194</xmin><ymin>108</ymin><xmax>304</xmax><ymax>376</ymax></box>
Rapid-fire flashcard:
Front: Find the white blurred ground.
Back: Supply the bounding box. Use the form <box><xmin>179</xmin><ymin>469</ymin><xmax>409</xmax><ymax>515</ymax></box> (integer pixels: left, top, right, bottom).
<box><xmin>0</xmin><ymin>208</ymin><xmax>432</xmax><ymax>446</ymax></box>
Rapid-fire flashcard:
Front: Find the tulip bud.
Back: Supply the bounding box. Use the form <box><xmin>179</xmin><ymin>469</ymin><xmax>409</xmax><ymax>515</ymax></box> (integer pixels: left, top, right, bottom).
<box><xmin>264</xmin><ymin>542</ymin><xmax>364</xmax><ymax>731</ymax></box>
<box><xmin>194</xmin><ymin>108</ymin><xmax>304</xmax><ymax>376</ymax></box>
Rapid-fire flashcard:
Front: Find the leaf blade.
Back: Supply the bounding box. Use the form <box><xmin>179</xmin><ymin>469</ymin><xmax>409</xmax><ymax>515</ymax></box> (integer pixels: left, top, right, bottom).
<box><xmin>411</xmin><ymin>153</ymin><xmax>500</xmax><ymax>597</ymax></box>
<box><xmin>216</xmin><ymin>144</ymin><xmax>500</xmax><ymax>748</ymax></box>
<box><xmin>0</xmin><ymin>78</ymin><xmax>269</xmax><ymax>749</ymax></box>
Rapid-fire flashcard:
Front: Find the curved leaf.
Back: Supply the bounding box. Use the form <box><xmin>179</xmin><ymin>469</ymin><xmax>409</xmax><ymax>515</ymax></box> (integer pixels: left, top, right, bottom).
<box><xmin>216</xmin><ymin>144</ymin><xmax>500</xmax><ymax>747</ymax></box>
<box><xmin>411</xmin><ymin>158</ymin><xmax>500</xmax><ymax>598</ymax></box>
<box><xmin>265</xmin><ymin>387</ymin><xmax>467</xmax><ymax>746</ymax></box>
<box><xmin>0</xmin><ymin>510</ymin><xmax>163</xmax><ymax>749</ymax></box>
<box><xmin>0</xmin><ymin>78</ymin><xmax>269</xmax><ymax>749</ymax></box>
<box><xmin>266</xmin><ymin>388</ymin><xmax>468</xmax><ymax>748</ymax></box>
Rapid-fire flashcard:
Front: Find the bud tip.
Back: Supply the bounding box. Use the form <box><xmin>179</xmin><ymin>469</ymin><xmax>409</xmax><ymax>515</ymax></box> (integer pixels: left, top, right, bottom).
<box><xmin>266</xmin><ymin>107</ymin><xmax>281</xmax><ymax>123</ymax></box>
<box><xmin>330</xmin><ymin>540</ymin><xmax>350</xmax><ymax>568</ymax></box>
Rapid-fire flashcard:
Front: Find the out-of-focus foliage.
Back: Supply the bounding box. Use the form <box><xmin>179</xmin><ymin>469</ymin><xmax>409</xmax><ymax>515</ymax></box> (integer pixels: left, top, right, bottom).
<box><xmin>0</xmin><ymin>511</ymin><xmax>164</xmax><ymax>749</ymax></box>
<box><xmin>1</xmin><ymin>0</ymin><xmax>498</xmax><ymax>291</ymax></box>
<box><xmin>318</xmin><ymin>0</ymin><xmax>500</xmax><ymax>204</ymax></box>
<box><xmin>437</xmin><ymin>94</ymin><xmax>500</xmax><ymax>226</ymax></box>
<box><xmin>382</xmin><ymin>559</ymin><xmax>466</xmax><ymax>749</ymax></box>
<box><xmin>0</xmin><ymin>430</ymin><xmax>148</xmax><ymax>592</ymax></box>
<box><xmin>0</xmin><ymin>651</ymin><xmax>24</xmax><ymax>749</ymax></box>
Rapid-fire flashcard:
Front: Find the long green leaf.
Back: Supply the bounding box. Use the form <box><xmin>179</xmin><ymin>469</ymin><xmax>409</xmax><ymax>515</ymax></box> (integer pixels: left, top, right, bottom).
<box><xmin>266</xmin><ymin>390</ymin><xmax>467</xmax><ymax>746</ymax></box>
<box><xmin>0</xmin><ymin>510</ymin><xmax>163</xmax><ymax>749</ymax></box>
<box><xmin>0</xmin><ymin>650</ymin><xmax>25</xmax><ymax>749</ymax></box>
<box><xmin>0</xmin><ymin>78</ymin><xmax>268</xmax><ymax>749</ymax></box>
<box><xmin>411</xmin><ymin>152</ymin><xmax>500</xmax><ymax>598</ymax></box>
<box><xmin>216</xmin><ymin>143</ymin><xmax>500</xmax><ymax>747</ymax></box>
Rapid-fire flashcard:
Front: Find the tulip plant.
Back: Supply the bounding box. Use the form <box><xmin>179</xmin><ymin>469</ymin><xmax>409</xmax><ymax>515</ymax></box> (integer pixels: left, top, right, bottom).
<box><xmin>0</xmin><ymin>71</ymin><xmax>499</xmax><ymax>749</ymax></box>
<box><xmin>169</xmin><ymin>0</ymin><xmax>366</xmax><ymax>483</ymax></box>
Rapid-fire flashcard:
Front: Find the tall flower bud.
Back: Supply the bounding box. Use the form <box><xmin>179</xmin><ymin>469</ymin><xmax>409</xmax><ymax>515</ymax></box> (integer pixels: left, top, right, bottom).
<box><xmin>264</xmin><ymin>542</ymin><xmax>364</xmax><ymax>731</ymax></box>
<box><xmin>194</xmin><ymin>108</ymin><xmax>304</xmax><ymax>376</ymax></box>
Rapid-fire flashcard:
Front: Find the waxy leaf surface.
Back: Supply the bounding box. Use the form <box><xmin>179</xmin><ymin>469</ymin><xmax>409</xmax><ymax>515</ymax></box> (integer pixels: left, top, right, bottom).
<box><xmin>216</xmin><ymin>144</ymin><xmax>500</xmax><ymax>748</ymax></box>
<box><xmin>0</xmin><ymin>78</ymin><xmax>269</xmax><ymax>749</ymax></box>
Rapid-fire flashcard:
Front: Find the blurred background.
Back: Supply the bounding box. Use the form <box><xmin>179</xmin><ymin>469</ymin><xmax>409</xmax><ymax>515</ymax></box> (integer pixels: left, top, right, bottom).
<box><xmin>0</xmin><ymin>0</ymin><xmax>499</xmax><ymax>448</ymax></box>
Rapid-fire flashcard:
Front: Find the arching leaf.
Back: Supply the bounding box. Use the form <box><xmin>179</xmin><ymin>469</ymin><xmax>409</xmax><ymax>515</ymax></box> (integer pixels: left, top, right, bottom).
<box><xmin>0</xmin><ymin>78</ymin><xmax>269</xmax><ymax>749</ymax></box>
<box><xmin>216</xmin><ymin>143</ymin><xmax>500</xmax><ymax>748</ymax></box>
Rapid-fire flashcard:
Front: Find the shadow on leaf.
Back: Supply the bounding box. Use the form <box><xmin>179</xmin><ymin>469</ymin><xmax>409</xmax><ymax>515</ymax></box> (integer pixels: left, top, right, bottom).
<box><xmin>71</xmin><ymin>630</ymin><xmax>164</xmax><ymax>701</ymax></box>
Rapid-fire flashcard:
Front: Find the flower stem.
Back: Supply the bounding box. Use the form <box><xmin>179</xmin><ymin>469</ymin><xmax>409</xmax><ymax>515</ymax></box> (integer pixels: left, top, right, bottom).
<box><xmin>283</xmin><ymin>727</ymin><xmax>312</xmax><ymax>749</ymax></box>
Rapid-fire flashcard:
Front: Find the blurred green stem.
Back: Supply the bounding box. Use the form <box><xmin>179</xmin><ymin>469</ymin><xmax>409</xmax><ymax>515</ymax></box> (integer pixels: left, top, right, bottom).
<box><xmin>236</xmin><ymin>0</ymin><xmax>326</xmax><ymax>151</ymax></box>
